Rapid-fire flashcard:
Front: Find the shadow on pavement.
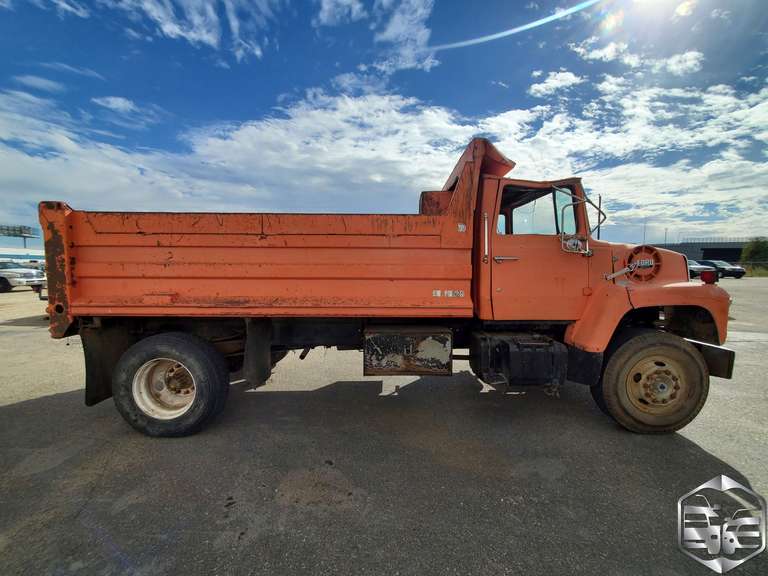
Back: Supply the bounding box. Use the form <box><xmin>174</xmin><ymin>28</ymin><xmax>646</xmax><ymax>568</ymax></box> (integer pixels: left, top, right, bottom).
<box><xmin>1</xmin><ymin>373</ymin><xmax>766</xmax><ymax>576</ymax></box>
<box><xmin>0</xmin><ymin>314</ymin><xmax>50</xmax><ymax>328</ymax></box>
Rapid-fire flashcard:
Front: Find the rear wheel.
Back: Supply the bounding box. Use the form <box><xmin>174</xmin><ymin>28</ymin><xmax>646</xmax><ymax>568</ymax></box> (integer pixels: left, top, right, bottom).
<box><xmin>112</xmin><ymin>332</ymin><xmax>229</xmax><ymax>437</ymax></box>
<box><xmin>593</xmin><ymin>330</ymin><xmax>709</xmax><ymax>434</ymax></box>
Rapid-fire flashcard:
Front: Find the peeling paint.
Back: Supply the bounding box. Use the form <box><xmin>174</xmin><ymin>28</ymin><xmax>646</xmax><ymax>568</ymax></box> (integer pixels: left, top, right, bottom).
<box><xmin>364</xmin><ymin>327</ymin><xmax>452</xmax><ymax>376</ymax></box>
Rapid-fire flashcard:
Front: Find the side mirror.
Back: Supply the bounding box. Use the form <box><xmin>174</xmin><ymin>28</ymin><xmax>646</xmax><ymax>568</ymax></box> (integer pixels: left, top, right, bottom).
<box><xmin>562</xmin><ymin>235</ymin><xmax>585</xmax><ymax>253</ymax></box>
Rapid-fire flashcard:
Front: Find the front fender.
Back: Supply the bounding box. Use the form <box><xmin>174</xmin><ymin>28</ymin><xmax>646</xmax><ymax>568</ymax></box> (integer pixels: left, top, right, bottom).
<box><xmin>565</xmin><ymin>283</ymin><xmax>633</xmax><ymax>353</ymax></box>
<box><xmin>627</xmin><ymin>282</ymin><xmax>730</xmax><ymax>344</ymax></box>
<box><xmin>565</xmin><ymin>281</ymin><xmax>731</xmax><ymax>353</ymax></box>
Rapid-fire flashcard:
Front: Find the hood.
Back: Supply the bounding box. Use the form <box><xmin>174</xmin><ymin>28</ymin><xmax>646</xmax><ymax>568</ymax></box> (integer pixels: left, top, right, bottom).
<box><xmin>608</xmin><ymin>243</ymin><xmax>689</xmax><ymax>284</ymax></box>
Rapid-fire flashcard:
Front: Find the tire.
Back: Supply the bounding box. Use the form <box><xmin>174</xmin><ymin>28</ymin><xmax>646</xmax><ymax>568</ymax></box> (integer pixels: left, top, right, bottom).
<box><xmin>0</xmin><ymin>278</ymin><xmax>11</xmax><ymax>293</ymax></box>
<box><xmin>594</xmin><ymin>329</ymin><xmax>709</xmax><ymax>434</ymax></box>
<box><xmin>112</xmin><ymin>332</ymin><xmax>229</xmax><ymax>437</ymax></box>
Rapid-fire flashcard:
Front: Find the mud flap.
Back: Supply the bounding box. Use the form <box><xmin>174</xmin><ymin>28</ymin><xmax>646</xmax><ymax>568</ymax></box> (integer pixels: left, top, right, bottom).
<box><xmin>81</xmin><ymin>325</ymin><xmax>136</xmax><ymax>406</ymax></box>
<box><xmin>243</xmin><ymin>319</ymin><xmax>272</xmax><ymax>387</ymax></box>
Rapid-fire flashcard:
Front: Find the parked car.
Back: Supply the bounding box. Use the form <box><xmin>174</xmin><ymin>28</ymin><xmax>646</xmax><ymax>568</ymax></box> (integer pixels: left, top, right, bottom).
<box><xmin>0</xmin><ymin>261</ymin><xmax>45</xmax><ymax>292</ymax></box>
<box><xmin>687</xmin><ymin>260</ymin><xmax>716</xmax><ymax>279</ymax></box>
<box><xmin>698</xmin><ymin>260</ymin><xmax>746</xmax><ymax>279</ymax></box>
<box><xmin>34</xmin><ymin>277</ymin><xmax>48</xmax><ymax>301</ymax></box>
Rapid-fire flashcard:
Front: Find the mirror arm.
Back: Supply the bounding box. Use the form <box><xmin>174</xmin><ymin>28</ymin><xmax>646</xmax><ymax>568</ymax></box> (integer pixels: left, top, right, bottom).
<box><xmin>553</xmin><ymin>186</ymin><xmax>608</xmax><ymax>236</ymax></box>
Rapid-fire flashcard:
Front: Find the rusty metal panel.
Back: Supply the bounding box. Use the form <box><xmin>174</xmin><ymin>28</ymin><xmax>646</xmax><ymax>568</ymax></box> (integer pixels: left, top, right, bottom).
<box><xmin>38</xmin><ymin>201</ymin><xmax>74</xmax><ymax>338</ymax></box>
<box><xmin>363</xmin><ymin>326</ymin><xmax>452</xmax><ymax>376</ymax></box>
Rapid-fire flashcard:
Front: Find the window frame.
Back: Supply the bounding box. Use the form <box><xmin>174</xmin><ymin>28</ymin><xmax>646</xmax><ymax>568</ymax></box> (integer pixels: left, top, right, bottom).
<box><xmin>495</xmin><ymin>184</ymin><xmax>578</xmax><ymax>237</ymax></box>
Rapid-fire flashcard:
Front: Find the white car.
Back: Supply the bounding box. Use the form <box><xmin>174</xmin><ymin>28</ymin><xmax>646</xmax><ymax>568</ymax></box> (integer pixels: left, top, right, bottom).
<box><xmin>0</xmin><ymin>261</ymin><xmax>46</xmax><ymax>292</ymax></box>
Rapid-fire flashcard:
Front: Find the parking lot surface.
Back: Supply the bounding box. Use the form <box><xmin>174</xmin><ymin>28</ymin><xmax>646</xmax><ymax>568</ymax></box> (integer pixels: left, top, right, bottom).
<box><xmin>1</xmin><ymin>279</ymin><xmax>767</xmax><ymax>575</ymax></box>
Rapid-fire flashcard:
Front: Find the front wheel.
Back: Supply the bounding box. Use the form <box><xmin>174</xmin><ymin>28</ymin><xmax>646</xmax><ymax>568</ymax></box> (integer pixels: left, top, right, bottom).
<box><xmin>0</xmin><ymin>278</ymin><xmax>11</xmax><ymax>293</ymax></box>
<box><xmin>593</xmin><ymin>330</ymin><xmax>709</xmax><ymax>434</ymax></box>
<box><xmin>112</xmin><ymin>332</ymin><xmax>229</xmax><ymax>437</ymax></box>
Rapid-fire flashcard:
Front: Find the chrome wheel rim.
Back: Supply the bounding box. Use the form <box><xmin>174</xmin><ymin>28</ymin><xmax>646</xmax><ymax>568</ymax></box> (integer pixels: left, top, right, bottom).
<box><xmin>132</xmin><ymin>358</ymin><xmax>196</xmax><ymax>420</ymax></box>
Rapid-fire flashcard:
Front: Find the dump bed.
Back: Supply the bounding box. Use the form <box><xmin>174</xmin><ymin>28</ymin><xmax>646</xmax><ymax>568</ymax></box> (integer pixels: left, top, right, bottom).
<box><xmin>39</xmin><ymin>139</ymin><xmax>515</xmax><ymax>337</ymax></box>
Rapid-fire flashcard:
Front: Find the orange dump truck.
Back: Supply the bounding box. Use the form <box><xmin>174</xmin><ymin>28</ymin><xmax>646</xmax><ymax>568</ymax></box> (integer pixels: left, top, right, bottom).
<box><xmin>39</xmin><ymin>139</ymin><xmax>734</xmax><ymax>436</ymax></box>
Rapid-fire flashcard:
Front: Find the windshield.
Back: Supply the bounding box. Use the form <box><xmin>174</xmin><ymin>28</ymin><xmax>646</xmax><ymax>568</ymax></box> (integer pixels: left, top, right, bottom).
<box><xmin>713</xmin><ymin>260</ymin><xmax>731</xmax><ymax>266</ymax></box>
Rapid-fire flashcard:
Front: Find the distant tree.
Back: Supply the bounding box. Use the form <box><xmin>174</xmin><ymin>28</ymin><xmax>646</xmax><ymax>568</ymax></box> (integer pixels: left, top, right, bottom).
<box><xmin>741</xmin><ymin>237</ymin><xmax>768</xmax><ymax>263</ymax></box>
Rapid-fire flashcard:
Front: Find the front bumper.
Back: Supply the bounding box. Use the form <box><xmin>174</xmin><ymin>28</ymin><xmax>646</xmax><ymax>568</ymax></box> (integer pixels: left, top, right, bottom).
<box><xmin>685</xmin><ymin>339</ymin><xmax>735</xmax><ymax>379</ymax></box>
<box><xmin>8</xmin><ymin>277</ymin><xmax>45</xmax><ymax>287</ymax></box>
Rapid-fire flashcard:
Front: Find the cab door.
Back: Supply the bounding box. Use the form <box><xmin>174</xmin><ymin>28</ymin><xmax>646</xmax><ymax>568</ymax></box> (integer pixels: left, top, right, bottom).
<box><xmin>490</xmin><ymin>180</ymin><xmax>589</xmax><ymax>320</ymax></box>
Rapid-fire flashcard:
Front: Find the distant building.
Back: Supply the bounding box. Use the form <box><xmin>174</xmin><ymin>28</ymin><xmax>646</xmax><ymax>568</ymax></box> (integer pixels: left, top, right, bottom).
<box><xmin>655</xmin><ymin>238</ymin><xmax>747</xmax><ymax>262</ymax></box>
<box><xmin>0</xmin><ymin>247</ymin><xmax>45</xmax><ymax>263</ymax></box>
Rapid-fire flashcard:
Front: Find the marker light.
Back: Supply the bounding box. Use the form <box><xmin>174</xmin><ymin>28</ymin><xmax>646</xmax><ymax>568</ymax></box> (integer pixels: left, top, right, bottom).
<box><xmin>700</xmin><ymin>270</ymin><xmax>718</xmax><ymax>284</ymax></box>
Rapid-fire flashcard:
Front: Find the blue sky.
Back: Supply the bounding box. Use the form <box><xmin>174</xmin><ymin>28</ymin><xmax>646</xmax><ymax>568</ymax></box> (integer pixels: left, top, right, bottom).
<box><xmin>1</xmin><ymin>0</ymin><xmax>766</xmax><ymax>248</ymax></box>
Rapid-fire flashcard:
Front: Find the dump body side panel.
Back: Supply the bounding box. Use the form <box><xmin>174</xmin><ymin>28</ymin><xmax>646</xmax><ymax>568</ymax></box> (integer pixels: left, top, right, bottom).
<box><xmin>43</xmin><ymin>209</ymin><xmax>474</xmax><ymax>323</ymax></box>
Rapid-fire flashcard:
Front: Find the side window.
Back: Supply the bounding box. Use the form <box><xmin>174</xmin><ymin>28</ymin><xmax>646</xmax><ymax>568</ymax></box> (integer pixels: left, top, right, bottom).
<box><xmin>511</xmin><ymin>196</ymin><xmax>556</xmax><ymax>235</ymax></box>
<box><xmin>554</xmin><ymin>188</ymin><xmax>577</xmax><ymax>235</ymax></box>
<box><xmin>498</xmin><ymin>186</ymin><xmax>577</xmax><ymax>236</ymax></box>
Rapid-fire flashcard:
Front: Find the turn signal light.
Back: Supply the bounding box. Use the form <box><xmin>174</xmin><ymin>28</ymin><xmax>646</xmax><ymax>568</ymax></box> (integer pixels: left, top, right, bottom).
<box><xmin>700</xmin><ymin>270</ymin><xmax>718</xmax><ymax>284</ymax></box>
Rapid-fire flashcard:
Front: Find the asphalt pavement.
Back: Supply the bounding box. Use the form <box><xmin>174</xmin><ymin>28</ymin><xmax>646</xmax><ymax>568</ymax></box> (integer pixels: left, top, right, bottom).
<box><xmin>1</xmin><ymin>278</ymin><xmax>766</xmax><ymax>575</ymax></box>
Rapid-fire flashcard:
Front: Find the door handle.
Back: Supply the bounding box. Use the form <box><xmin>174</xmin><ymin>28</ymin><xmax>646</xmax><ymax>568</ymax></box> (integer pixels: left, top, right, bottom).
<box><xmin>493</xmin><ymin>256</ymin><xmax>520</xmax><ymax>263</ymax></box>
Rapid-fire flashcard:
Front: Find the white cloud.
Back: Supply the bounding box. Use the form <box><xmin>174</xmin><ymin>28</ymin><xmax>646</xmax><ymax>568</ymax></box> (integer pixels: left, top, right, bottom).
<box><xmin>90</xmin><ymin>96</ymin><xmax>165</xmax><ymax>129</ymax></box>
<box><xmin>528</xmin><ymin>71</ymin><xmax>584</xmax><ymax>97</ymax></box>
<box><xmin>655</xmin><ymin>51</ymin><xmax>704</xmax><ymax>75</ymax></box>
<box><xmin>0</xmin><ymin>0</ymin><xmax>12</xmax><ymax>9</ymax></box>
<box><xmin>91</xmin><ymin>96</ymin><xmax>138</xmax><ymax>114</ymax></box>
<box><xmin>124</xmin><ymin>27</ymin><xmax>154</xmax><ymax>42</ymax></box>
<box><xmin>1</xmin><ymin>78</ymin><xmax>766</xmax><ymax>240</ymax></box>
<box><xmin>531</xmin><ymin>69</ymin><xmax>543</xmax><ymax>77</ymax></box>
<box><xmin>314</xmin><ymin>0</ymin><xmax>367</xmax><ymax>27</ymax></box>
<box><xmin>12</xmin><ymin>75</ymin><xmax>66</xmax><ymax>93</ymax></box>
<box><xmin>373</xmin><ymin>0</ymin><xmax>437</xmax><ymax>72</ymax></box>
<box><xmin>569</xmin><ymin>38</ymin><xmax>642</xmax><ymax>68</ymax></box>
<box><xmin>490</xmin><ymin>80</ymin><xmax>509</xmax><ymax>89</ymax></box>
<box><xmin>19</xmin><ymin>0</ymin><xmax>435</xmax><ymax>72</ymax></box>
<box><xmin>71</xmin><ymin>0</ymin><xmax>282</xmax><ymax>62</ymax></box>
<box><xmin>50</xmin><ymin>0</ymin><xmax>89</xmax><ymax>17</ymax></box>
<box><xmin>710</xmin><ymin>8</ymin><xmax>731</xmax><ymax>21</ymax></box>
<box><xmin>570</xmin><ymin>38</ymin><xmax>704</xmax><ymax>76</ymax></box>
<box><xmin>39</xmin><ymin>61</ymin><xmax>104</xmax><ymax>80</ymax></box>
<box><xmin>332</xmin><ymin>71</ymin><xmax>388</xmax><ymax>94</ymax></box>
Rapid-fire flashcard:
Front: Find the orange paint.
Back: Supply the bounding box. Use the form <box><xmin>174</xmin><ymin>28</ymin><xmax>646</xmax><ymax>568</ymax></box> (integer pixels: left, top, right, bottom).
<box><xmin>39</xmin><ymin>138</ymin><xmax>731</xmax><ymax>352</ymax></box>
